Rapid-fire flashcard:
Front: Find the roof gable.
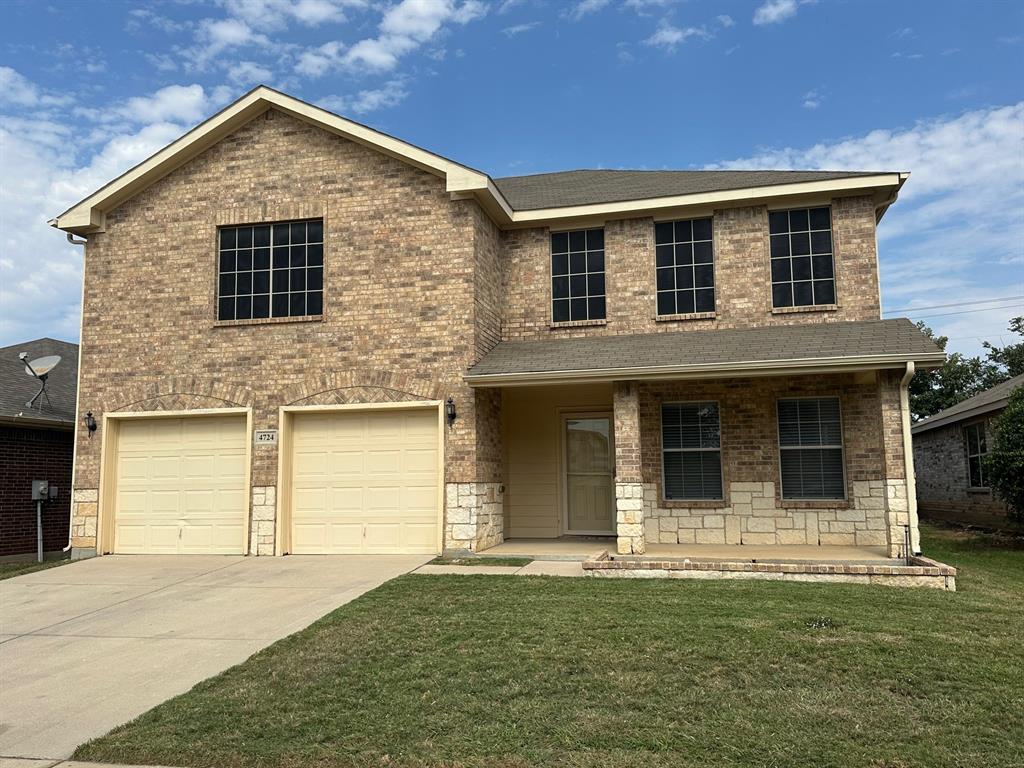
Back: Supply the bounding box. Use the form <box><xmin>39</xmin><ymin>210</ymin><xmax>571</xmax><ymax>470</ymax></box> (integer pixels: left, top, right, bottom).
<box><xmin>912</xmin><ymin>373</ymin><xmax>1024</xmax><ymax>433</ymax></box>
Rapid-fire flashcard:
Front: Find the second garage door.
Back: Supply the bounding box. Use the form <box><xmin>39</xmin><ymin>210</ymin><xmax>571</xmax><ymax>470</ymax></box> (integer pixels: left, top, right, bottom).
<box><xmin>113</xmin><ymin>415</ymin><xmax>248</xmax><ymax>554</ymax></box>
<box><xmin>289</xmin><ymin>408</ymin><xmax>440</xmax><ymax>554</ymax></box>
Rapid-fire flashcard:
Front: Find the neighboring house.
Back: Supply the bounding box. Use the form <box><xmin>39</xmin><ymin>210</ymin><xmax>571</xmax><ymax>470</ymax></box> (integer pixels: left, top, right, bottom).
<box><xmin>0</xmin><ymin>338</ymin><xmax>79</xmax><ymax>558</ymax></box>
<box><xmin>50</xmin><ymin>86</ymin><xmax>944</xmax><ymax>562</ymax></box>
<box><xmin>912</xmin><ymin>374</ymin><xmax>1023</xmax><ymax>527</ymax></box>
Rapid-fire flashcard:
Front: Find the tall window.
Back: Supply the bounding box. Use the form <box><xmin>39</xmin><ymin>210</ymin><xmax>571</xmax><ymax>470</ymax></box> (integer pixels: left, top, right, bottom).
<box><xmin>662</xmin><ymin>402</ymin><xmax>722</xmax><ymax>500</ymax></box>
<box><xmin>551</xmin><ymin>228</ymin><xmax>605</xmax><ymax>323</ymax></box>
<box><xmin>769</xmin><ymin>207</ymin><xmax>835</xmax><ymax>308</ymax></box>
<box><xmin>655</xmin><ymin>218</ymin><xmax>715</xmax><ymax>316</ymax></box>
<box><xmin>777</xmin><ymin>397</ymin><xmax>845</xmax><ymax>499</ymax></box>
<box><xmin>218</xmin><ymin>219</ymin><xmax>323</xmax><ymax>321</ymax></box>
<box><xmin>965</xmin><ymin>422</ymin><xmax>989</xmax><ymax>488</ymax></box>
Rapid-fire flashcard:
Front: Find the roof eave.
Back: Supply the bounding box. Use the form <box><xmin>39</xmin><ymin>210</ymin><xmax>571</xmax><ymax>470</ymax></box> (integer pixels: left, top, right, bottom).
<box><xmin>465</xmin><ymin>351</ymin><xmax>946</xmax><ymax>388</ymax></box>
<box><xmin>912</xmin><ymin>397</ymin><xmax>1010</xmax><ymax>434</ymax></box>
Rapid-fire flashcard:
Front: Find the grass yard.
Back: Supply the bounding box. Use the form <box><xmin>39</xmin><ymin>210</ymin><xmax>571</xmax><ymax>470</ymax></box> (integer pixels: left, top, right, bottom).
<box><xmin>0</xmin><ymin>556</ymin><xmax>72</xmax><ymax>580</ymax></box>
<box><xmin>76</xmin><ymin>525</ymin><xmax>1024</xmax><ymax>768</ymax></box>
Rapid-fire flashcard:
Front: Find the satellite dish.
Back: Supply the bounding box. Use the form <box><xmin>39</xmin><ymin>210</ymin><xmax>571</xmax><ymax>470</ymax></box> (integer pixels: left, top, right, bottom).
<box><xmin>24</xmin><ymin>355</ymin><xmax>61</xmax><ymax>378</ymax></box>
<box><xmin>18</xmin><ymin>353</ymin><xmax>62</xmax><ymax>411</ymax></box>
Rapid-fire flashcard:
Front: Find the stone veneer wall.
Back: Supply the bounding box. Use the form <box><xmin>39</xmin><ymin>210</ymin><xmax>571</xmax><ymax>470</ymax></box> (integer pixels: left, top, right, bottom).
<box><xmin>250</xmin><ymin>486</ymin><xmax>276</xmax><ymax>556</ymax></box>
<box><xmin>634</xmin><ymin>371</ymin><xmax>915</xmax><ymax>557</ymax></box>
<box><xmin>445</xmin><ymin>482</ymin><xmax>504</xmax><ymax>552</ymax></box>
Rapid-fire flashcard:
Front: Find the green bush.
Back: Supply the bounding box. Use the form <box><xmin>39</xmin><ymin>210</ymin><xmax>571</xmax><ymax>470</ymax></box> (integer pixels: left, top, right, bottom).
<box><xmin>986</xmin><ymin>384</ymin><xmax>1024</xmax><ymax>522</ymax></box>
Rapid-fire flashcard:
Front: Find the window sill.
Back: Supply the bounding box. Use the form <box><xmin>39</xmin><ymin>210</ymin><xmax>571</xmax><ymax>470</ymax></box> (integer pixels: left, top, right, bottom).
<box><xmin>550</xmin><ymin>319</ymin><xmax>607</xmax><ymax>329</ymax></box>
<box><xmin>660</xmin><ymin>498</ymin><xmax>728</xmax><ymax>509</ymax></box>
<box><xmin>967</xmin><ymin>487</ymin><xmax>992</xmax><ymax>495</ymax></box>
<box><xmin>214</xmin><ymin>314</ymin><xmax>324</xmax><ymax>328</ymax></box>
<box><xmin>779</xmin><ymin>497</ymin><xmax>852</xmax><ymax>509</ymax></box>
<box><xmin>656</xmin><ymin>312</ymin><xmax>716</xmax><ymax>323</ymax></box>
<box><xmin>771</xmin><ymin>304</ymin><xmax>839</xmax><ymax>315</ymax></box>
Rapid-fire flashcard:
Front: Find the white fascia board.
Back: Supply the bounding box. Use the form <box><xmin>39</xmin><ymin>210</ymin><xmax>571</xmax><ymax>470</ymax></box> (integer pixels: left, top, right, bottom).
<box><xmin>464</xmin><ymin>351</ymin><xmax>947</xmax><ymax>387</ymax></box>
<box><xmin>50</xmin><ymin>86</ymin><xmax>491</xmax><ymax>234</ymax></box>
<box><xmin>911</xmin><ymin>398</ymin><xmax>1010</xmax><ymax>435</ymax></box>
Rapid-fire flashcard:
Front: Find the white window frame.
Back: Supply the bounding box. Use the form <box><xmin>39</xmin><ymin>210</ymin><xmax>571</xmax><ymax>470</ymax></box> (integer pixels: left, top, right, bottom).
<box><xmin>776</xmin><ymin>396</ymin><xmax>847</xmax><ymax>501</ymax></box>
<box><xmin>660</xmin><ymin>400</ymin><xmax>724</xmax><ymax>502</ymax></box>
<box><xmin>964</xmin><ymin>421</ymin><xmax>989</xmax><ymax>489</ymax></box>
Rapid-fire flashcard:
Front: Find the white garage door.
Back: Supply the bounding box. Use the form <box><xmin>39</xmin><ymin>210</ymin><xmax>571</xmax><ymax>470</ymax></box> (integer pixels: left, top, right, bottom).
<box><xmin>113</xmin><ymin>415</ymin><xmax>247</xmax><ymax>554</ymax></box>
<box><xmin>290</xmin><ymin>408</ymin><xmax>440</xmax><ymax>554</ymax></box>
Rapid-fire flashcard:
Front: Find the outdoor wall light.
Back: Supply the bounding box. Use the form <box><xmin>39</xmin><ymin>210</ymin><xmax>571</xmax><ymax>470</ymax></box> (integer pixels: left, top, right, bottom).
<box><xmin>83</xmin><ymin>411</ymin><xmax>97</xmax><ymax>437</ymax></box>
<box><xmin>445</xmin><ymin>396</ymin><xmax>457</xmax><ymax>427</ymax></box>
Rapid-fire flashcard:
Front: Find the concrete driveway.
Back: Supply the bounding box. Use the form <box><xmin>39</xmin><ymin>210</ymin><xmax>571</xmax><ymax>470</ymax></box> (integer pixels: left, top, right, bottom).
<box><xmin>0</xmin><ymin>554</ymin><xmax>429</xmax><ymax>761</ymax></box>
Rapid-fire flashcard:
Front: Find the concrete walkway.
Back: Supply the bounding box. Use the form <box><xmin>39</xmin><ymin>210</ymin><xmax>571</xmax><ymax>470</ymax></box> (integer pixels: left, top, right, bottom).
<box><xmin>0</xmin><ymin>554</ymin><xmax>429</xmax><ymax>762</ymax></box>
<box><xmin>414</xmin><ymin>560</ymin><xmax>585</xmax><ymax>577</ymax></box>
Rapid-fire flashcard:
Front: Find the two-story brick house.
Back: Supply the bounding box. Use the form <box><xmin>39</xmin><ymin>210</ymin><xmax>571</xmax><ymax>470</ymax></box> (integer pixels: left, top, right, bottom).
<box><xmin>51</xmin><ymin>87</ymin><xmax>943</xmax><ymax>562</ymax></box>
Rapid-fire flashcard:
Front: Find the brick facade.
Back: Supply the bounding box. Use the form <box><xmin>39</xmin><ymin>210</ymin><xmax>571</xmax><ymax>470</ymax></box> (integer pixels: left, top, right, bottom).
<box><xmin>1</xmin><ymin>426</ymin><xmax>73</xmax><ymax>557</ymax></box>
<box><xmin>914</xmin><ymin>418</ymin><xmax>1010</xmax><ymax>523</ymax></box>
<box><xmin>68</xmin><ymin>105</ymin><xmax>919</xmax><ymax>560</ymax></box>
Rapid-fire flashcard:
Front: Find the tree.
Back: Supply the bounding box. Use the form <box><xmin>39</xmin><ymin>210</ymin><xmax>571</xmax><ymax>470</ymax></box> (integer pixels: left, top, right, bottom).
<box><xmin>909</xmin><ymin>318</ymin><xmax>1023</xmax><ymax>422</ymax></box>
<box><xmin>984</xmin><ymin>316</ymin><xmax>1024</xmax><ymax>379</ymax></box>
<box><xmin>985</xmin><ymin>383</ymin><xmax>1024</xmax><ymax>523</ymax></box>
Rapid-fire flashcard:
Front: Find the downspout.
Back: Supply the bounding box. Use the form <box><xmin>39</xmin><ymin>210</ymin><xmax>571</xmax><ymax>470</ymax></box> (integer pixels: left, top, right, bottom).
<box><xmin>64</xmin><ymin>231</ymin><xmax>87</xmax><ymax>553</ymax></box>
<box><xmin>899</xmin><ymin>362</ymin><xmax>921</xmax><ymax>554</ymax></box>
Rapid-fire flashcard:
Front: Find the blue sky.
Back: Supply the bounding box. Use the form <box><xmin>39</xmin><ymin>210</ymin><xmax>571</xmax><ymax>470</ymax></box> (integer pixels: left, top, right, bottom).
<box><xmin>1</xmin><ymin>0</ymin><xmax>1022</xmax><ymax>355</ymax></box>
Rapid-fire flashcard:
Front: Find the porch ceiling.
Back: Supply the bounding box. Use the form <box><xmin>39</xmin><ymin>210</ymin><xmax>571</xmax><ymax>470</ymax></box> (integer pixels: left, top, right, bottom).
<box><xmin>466</xmin><ymin>318</ymin><xmax>944</xmax><ymax>386</ymax></box>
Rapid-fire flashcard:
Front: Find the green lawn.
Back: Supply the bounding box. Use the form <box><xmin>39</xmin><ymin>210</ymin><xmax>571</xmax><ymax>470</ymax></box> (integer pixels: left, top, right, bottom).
<box><xmin>0</xmin><ymin>556</ymin><xmax>72</xmax><ymax>581</ymax></box>
<box><xmin>75</xmin><ymin>525</ymin><xmax>1024</xmax><ymax>768</ymax></box>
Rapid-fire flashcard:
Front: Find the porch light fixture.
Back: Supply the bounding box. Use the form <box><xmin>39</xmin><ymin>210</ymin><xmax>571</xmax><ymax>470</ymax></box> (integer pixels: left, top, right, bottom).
<box><xmin>445</xmin><ymin>396</ymin><xmax>457</xmax><ymax>427</ymax></box>
<box><xmin>83</xmin><ymin>411</ymin><xmax>97</xmax><ymax>437</ymax></box>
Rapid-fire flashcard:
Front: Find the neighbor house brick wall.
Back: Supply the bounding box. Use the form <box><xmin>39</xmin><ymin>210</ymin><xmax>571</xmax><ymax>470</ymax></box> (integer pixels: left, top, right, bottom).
<box><xmin>913</xmin><ymin>417</ymin><xmax>1009</xmax><ymax>521</ymax></box>
<box><xmin>634</xmin><ymin>372</ymin><xmax>906</xmax><ymax>550</ymax></box>
<box><xmin>0</xmin><ymin>426</ymin><xmax>73</xmax><ymax>557</ymax></box>
<box><xmin>72</xmin><ymin>109</ymin><xmax>500</xmax><ymax>554</ymax></box>
<box><xmin>499</xmin><ymin>195</ymin><xmax>881</xmax><ymax>342</ymax></box>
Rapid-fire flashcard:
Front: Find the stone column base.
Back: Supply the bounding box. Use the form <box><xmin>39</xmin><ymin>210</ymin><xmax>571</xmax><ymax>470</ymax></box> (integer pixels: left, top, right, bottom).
<box><xmin>250</xmin><ymin>486</ymin><xmax>277</xmax><ymax>555</ymax></box>
<box><xmin>444</xmin><ymin>482</ymin><xmax>504</xmax><ymax>553</ymax></box>
<box><xmin>615</xmin><ymin>482</ymin><xmax>645</xmax><ymax>554</ymax></box>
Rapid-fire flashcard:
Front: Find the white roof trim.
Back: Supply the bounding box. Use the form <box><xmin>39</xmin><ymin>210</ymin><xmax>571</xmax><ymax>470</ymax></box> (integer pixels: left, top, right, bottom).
<box><xmin>49</xmin><ymin>85</ymin><xmax>908</xmax><ymax>234</ymax></box>
<box><xmin>50</xmin><ymin>86</ymin><xmax>494</xmax><ymax>234</ymax></box>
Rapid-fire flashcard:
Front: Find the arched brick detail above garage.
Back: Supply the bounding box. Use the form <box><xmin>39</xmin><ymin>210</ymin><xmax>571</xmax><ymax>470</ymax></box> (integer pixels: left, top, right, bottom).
<box><xmin>106</xmin><ymin>377</ymin><xmax>254</xmax><ymax>412</ymax></box>
<box><xmin>283</xmin><ymin>371</ymin><xmax>444</xmax><ymax>406</ymax></box>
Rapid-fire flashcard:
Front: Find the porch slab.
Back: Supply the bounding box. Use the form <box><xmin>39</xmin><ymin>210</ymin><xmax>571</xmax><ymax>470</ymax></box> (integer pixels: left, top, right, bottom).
<box><xmin>482</xmin><ymin>538</ymin><xmax>613</xmax><ymax>561</ymax></box>
<box><xmin>642</xmin><ymin>543</ymin><xmax>893</xmax><ymax>564</ymax></box>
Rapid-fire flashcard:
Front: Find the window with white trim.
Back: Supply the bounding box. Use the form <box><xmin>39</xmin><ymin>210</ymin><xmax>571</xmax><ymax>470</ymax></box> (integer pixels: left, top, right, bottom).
<box><xmin>777</xmin><ymin>397</ymin><xmax>845</xmax><ymax>499</ymax></box>
<box><xmin>551</xmin><ymin>228</ymin><xmax>605</xmax><ymax>323</ymax></box>
<box><xmin>965</xmin><ymin>421</ymin><xmax>989</xmax><ymax>488</ymax></box>
<box><xmin>217</xmin><ymin>219</ymin><xmax>323</xmax><ymax>321</ymax></box>
<box><xmin>769</xmin><ymin>207</ymin><xmax>835</xmax><ymax>308</ymax></box>
<box><xmin>662</xmin><ymin>402</ymin><xmax>722</xmax><ymax>500</ymax></box>
<box><xmin>655</xmin><ymin>217</ymin><xmax>715</xmax><ymax>316</ymax></box>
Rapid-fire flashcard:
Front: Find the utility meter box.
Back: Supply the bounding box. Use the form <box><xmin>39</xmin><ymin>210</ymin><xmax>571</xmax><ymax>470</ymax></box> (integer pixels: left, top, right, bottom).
<box><xmin>31</xmin><ymin>480</ymin><xmax>49</xmax><ymax>501</ymax></box>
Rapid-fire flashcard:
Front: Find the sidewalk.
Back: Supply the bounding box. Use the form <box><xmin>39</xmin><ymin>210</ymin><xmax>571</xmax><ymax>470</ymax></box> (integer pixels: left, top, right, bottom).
<box><xmin>413</xmin><ymin>560</ymin><xmax>585</xmax><ymax>577</ymax></box>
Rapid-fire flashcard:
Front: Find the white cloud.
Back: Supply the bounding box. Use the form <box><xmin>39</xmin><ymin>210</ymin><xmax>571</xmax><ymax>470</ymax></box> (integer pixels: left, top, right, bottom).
<box><xmin>320</xmin><ymin>78</ymin><xmax>410</xmax><ymax>114</ymax></box>
<box><xmin>185</xmin><ymin>17</ymin><xmax>272</xmax><ymax>69</ymax></box>
<box><xmin>753</xmin><ymin>0</ymin><xmax>798</xmax><ymax>26</ymax></box>
<box><xmin>307</xmin><ymin>0</ymin><xmax>486</xmax><ymax>74</ymax></box>
<box><xmin>221</xmin><ymin>0</ymin><xmax>364</xmax><ymax>29</ymax></box>
<box><xmin>717</xmin><ymin>14</ymin><xmax>735</xmax><ymax>28</ymax></box>
<box><xmin>228</xmin><ymin>60</ymin><xmax>274</xmax><ymax>85</ymax></box>
<box><xmin>566</xmin><ymin>0</ymin><xmax>611</xmax><ymax>22</ymax></box>
<box><xmin>644</xmin><ymin>20</ymin><xmax>709</xmax><ymax>51</ymax></box>
<box><xmin>0</xmin><ymin>67</ymin><xmax>71</xmax><ymax>107</ymax></box>
<box><xmin>802</xmin><ymin>88</ymin><xmax>822</xmax><ymax>109</ymax></box>
<box><xmin>503</xmin><ymin>21</ymin><xmax>540</xmax><ymax>36</ymax></box>
<box><xmin>708</xmin><ymin>103</ymin><xmax>1024</xmax><ymax>356</ymax></box>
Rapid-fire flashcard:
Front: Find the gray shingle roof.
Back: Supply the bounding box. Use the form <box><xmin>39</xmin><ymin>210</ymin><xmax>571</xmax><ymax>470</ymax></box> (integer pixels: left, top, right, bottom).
<box><xmin>466</xmin><ymin>319</ymin><xmax>942</xmax><ymax>382</ymax></box>
<box><xmin>0</xmin><ymin>338</ymin><xmax>79</xmax><ymax>426</ymax></box>
<box><xmin>491</xmin><ymin>169</ymin><xmax>887</xmax><ymax>211</ymax></box>
<box><xmin>912</xmin><ymin>373</ymin><xmax>1024</xmax><ymax>434</ymax></box>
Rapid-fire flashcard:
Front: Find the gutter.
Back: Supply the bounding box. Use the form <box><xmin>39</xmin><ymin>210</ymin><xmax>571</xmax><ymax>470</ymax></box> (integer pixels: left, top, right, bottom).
<box><xmin>465</xmin><ymin>352</ymin><xmax>946</xmax><ymax>388</ymax></box>
<box><xmin>911</xmin><ymin>398</ymin><xmax>1011</xmax><ymax>435</ymax></box>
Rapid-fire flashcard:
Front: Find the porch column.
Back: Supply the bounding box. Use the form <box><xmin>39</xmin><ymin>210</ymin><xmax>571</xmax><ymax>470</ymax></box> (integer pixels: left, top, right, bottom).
<box><xmin>879</xmin><ymin>368</ymin><xmax>919</xmax><ymax>557</ymax></box>
<box><xmin>613</xmin><ymin>380</ymin><xmax>645</xmax><ymax>554</ymax></box>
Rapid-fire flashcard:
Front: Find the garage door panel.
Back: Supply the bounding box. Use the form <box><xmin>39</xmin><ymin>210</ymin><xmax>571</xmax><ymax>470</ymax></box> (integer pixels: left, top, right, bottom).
<box><xmin>290</xmin><ymin>409</ymin><xmax>439</xmax><ymax>554</ymax></box>
<box><xmin>113</xmin><ymin>415</ymin><xmax>247</xmax><ymax>555</ymax></box>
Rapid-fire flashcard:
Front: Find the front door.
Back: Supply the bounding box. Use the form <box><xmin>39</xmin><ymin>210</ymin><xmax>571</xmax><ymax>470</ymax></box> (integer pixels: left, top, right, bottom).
<box><xmin>564</xmin><ymin>414</ymin><xmax>616</xmax><ymax>535</ymax></box>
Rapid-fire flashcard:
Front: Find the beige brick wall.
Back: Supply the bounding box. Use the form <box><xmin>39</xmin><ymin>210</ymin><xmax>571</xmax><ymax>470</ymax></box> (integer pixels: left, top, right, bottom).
<box><xmin>500</xmin><ymin>195</ymin><xmax>881</xmax><ymax>341</ymax></box>
<box><xmin>72</xmin><ymin>109</ymin><xmax>502</xmax><ymax>553</ymax></box>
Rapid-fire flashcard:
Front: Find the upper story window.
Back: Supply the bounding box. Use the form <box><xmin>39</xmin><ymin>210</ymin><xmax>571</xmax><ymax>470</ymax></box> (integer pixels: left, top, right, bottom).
<box><xmin>777</xmin><ymin>397</ymin><xmax>845</xmax><ymax>499</ymax></box>
<box><xmin>662</xmin><ymin>402</ymin><xmax>723</xmax><ymax>500</ymax></box>
<box><xmin>551</xmin><ymin>228</ymin><xmax>605</xmax><ymax>323</ymax></box>
<box><xmin>965</xmin><ymin>421</ymin><xmax>989</xmax><ymax>488</ymax></box>
<box><xmin>769</xmin><ymin>207</ymin><xmax>835</xmax><ymax>309</ymax></box>
<box><xmin>217</xmin><ymin>219</ymin><xmax>323</xmax><ymax>322</ymax></box>
<box><xmin>655</xmin><ymin>218</ymin><xmax>715</xmax><ymax>316</ymax></box>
